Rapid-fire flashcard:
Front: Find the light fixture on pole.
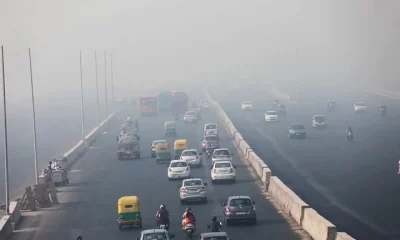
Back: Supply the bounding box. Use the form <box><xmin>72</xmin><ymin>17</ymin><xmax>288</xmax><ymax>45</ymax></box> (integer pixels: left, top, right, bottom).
<box><xmin>104</xmin><ymin>50</ymin><xmax>108</xmax><ymax>117</ymax></box>
<box><xmin>79</xmin><ymin>51</ymin><xmax>85</xmax><ymax>141</ymax></box>
<box><xmin>28</xmin><ymin>48</ymin><xmax>39</xmax><ymax>184</ymax></box>
<box><xmin>1</xmin><ymin>46</ymin><xmax>10</xmax><ymax>215</ymax></box>
<box><xmin>95</xmin><ymin>51</ymin><xmax>100</xmax><ymax>127</ymax></box>
<box><xmin>110</xmin><ymin>52</ymin><xmax>115</xmax><ymax>111</ymax></box>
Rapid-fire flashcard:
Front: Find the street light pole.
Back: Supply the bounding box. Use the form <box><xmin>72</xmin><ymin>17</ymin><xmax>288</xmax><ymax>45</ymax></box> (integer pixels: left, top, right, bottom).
<box><xmin>104</xmin><ymin>51</ymin><xmax>108</xmax><ymax>117</ymax></box>
<box><xmin>95</xmin><ymin>51</ymin><xmax>100</xmax><ymax>127</ymax></box>
<box><xmin>28</xmin><ymin>48</ymin><xmax>39</xmax><ymax>184</ymax></box>
<box><xmin>79</xmin><ymin>51</ymin><xmax>85</xmax><ymax>141</ymax></box>
<box><xmin>110</xmin><ymin>53</ymin><xmax>115</xmax><ymax>112</ymax></box>
<box><xmin>1</xmin><ymin>46</ymin><xmax>10</xmax><ymax>215</ymax></box>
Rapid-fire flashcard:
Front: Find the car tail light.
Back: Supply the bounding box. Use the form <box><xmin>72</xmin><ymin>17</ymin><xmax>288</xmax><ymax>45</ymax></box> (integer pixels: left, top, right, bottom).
<box><xmin>180</xmin><ymin>188</ymin><xmax>186</xmax><ymax>193</ymax></box>
<box><xmin>252</xmin><ymin>206</ymin><xmax>256</xmax><ymax>211</ymax></box>
<box><xmin>168</xmin><ymin>168</ymin><xmax>172</xmax><ymax>172</ymax></box>
<box><xmin>225</xmin><ymin>207</ymin><xmax>232</xmax><ymax>214</ymax></box>
<box><xmin>212</xmin><ymin>156</ymin><xmax>216</xmax><ymax>159</ymax></box>
<box><xmin>201</xmin><ymin>187</ymin><xmax>206</xmax><ymax>192</ymax></box>
<box><xmin>230</xmin><ymin>168</ymin><xmax>234</xmax><ymax>173</ymax></box>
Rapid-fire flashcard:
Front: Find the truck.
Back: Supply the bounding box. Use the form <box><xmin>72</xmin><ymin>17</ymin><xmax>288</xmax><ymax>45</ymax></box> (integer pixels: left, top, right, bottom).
<box><xmin>171</xmin><ymin>91</ymin><xmax>188</xmax><ymax>113</ymax></box>
<box><xmin>140</xmin><ymin>96</ymin><xmax>158</xmax><ymax>116</ymax></box>
<box><xmin>158</xmin><ymin>91</ymin><xmax>173</xmax><ymax>112</ymax></box>
<box><xmin>117</xmin><ymin>134</ymin><xmax>141</xmax><ymax>160</ymax></box>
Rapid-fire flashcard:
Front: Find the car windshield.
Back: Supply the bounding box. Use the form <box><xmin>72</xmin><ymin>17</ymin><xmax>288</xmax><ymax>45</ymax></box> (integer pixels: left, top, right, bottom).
<box><xmin>153</xmin><ymin>141</ymin><xmax>167</xmax><ymax>146</ymax></box>
<box><xmin>267</xmin><ymin>111</ymin><xmax>277</xmax><ymax>115</ymax></box>
<box><xmin>229</xmin><ymin>198</ymin><xmax>252</xmax><ymax>206</ymax></box>
<box><xmin>182</xmin><ymin>151</ymin><xmax>197</xmax><ymax>156</ymax></box>
<box><xmin>184</xmin><ymin>180</ymin><xmax>203</xmax><ymax>186</ymax></box>
<box><xmin>243</xmin><ymin>101</ymin><xmax>252</xmax><ymax>105</ymax></box>
<box><xmin>143</xmin><ymin>233</ymin><xmax>167</xmax><ymax>240</ymax></box>
<box><xmin>291</xmin><ymin>125</ymin><xmax>305</xmax><ymax>130</ymax></box>
<box><xmin>206</xmin><ymin>124</ymin><xmax>217</xmax><ymax>129</ymax></box>
<box><xmin>355</xmin><ymin>102</ymin><xmax>365</xmax><ymax>106</ymax></box>
<box><xmin>170</xmin><ymin>162</ymin><xmax>187</xmax><ymax>167</ymax></box>
<box><xmin>186</xmin><ymin>112</ymin><xmax>195</xmax><ymax>116</ymax></box>
<box><xmin>214</xmin><ymin>150</ymin><xmax>230</xmax><ymax>156</ymax></box>
<box><xmin>215</xmin><ymin>162</ymin><xmax>232</xmax><ymax>168</ymax></box>
<box><xmin>204</xmin><ymin>237</ymin><xmax>228</xmax><ymax>240</ymax></box>
<box><xmin>314</xmin><ymin>116</ymin><xmax>325</xmax><ymax>122</ymax></box>
<box><xmin>205</xmin><ymin>136</ymin><xmax>218</xmax><ymax>141</ymax></box>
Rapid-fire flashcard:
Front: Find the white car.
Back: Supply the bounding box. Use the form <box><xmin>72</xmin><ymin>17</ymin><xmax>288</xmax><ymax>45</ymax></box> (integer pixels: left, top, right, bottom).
<box><xmin>180</xmin><ymin>149</ymin><xmax>203</xmax><ymax>167</ymax></box>
<box><xmin>200</xmin><ymin>100</ymin><xmax>209</xmax><ymax>109</ymax></box>
<box><xmin>204</xmin><ymin>123</ymin><xmax>219</xmax><ymax>136</ymax></box>
<box><xmin>184</xmin><ymin>111</ymin><xmax>198</xmax><ymax>123</ymax></box>
<box><xmin>312</xmin><ymin>115</ymin><xmax>327</xmax><ymax>128</ymax></box>
<box><xmin>265</xmin><ymin>111</ymin><xmax>279</xmax><ymax>122</ymax></box>
<box><xmin>135</xmin><ymin>229</ymin><xmax>175</xmax><ymax>240</ymax></box>
<box><xmin>241</xmin><ymin>101</ymin><xmax>253</xmax><ymax>110</ymax></box>
<box><xmin>354</xmin><ymin>102</ymin><xmax>366</xmax><ymax>112</ymax></box>
<box><xmin>168</xmin><ymin>160</ymin><xmax>191</xmax><ymax>180</ymax></box>
<box><xmin>211</xmin><ymin>148</ymin><xmax>233</xmax><ymax>165</ymax></box>
<box><xmin>178</xmin><ymin>178</ymin><xmax>208</xmax><ymax>204</ymax></box>
<box><xmin>210</xmin><ymin>161</ymin><xmax>237</xmax><ymax>183</ymax></box>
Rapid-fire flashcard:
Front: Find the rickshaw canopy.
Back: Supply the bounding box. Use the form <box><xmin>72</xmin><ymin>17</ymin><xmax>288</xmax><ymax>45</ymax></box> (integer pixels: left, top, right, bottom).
<box><xmin>174</xmin><ymin>139</ymin><xmax>188</xmax><ymax>150</ymax></box>
<box><xmin>155</xmin><ymin>143</ymin><xmax>170</xmax><ymax>152</ymax></box>
<box><xmin>118</xmin><ymin>196</ymin><xmax>140</xmax><ymax>213</ymax></box>
<box><xmin>164</xmin><ymin>121</ymin><xmax>176</xmax><ymax>129</ymax></box>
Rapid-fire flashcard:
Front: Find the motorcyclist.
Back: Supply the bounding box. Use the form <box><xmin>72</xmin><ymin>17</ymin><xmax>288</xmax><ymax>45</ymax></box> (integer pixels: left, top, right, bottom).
<box><xmin>208</xmin><ymin>216</ymin><xmax>222</xmax><ymax>232</ymax></box>
<box><xmin>77</xmin><ymin>237</ymin><xmax>82</xmax><ymax>240</ymax></box>
<box><xmin>346</xmin><ymin>126</ymin><xmax>353</xmax><ymax>135</ymax></box>
<box><xmin>174</xmin><ymin>112</ymin><xmax>179</xmax><ymax>119</ymax></box>
<box><xmin>182</xmin><ymin>207</ymin><xmax>196</xmax><ymax>230</ymax></box>
<box><xmin>156</xmin><ymin>204</ymin><xmax>170</xmax><ymax>228</ymax></box>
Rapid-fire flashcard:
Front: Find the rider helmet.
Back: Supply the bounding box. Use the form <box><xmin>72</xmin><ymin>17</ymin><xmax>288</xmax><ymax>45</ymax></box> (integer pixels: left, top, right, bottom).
<box><xmin>160</xmin><ymin>204</ymin><xmax>166</xmax><ymax>209</ymax></box>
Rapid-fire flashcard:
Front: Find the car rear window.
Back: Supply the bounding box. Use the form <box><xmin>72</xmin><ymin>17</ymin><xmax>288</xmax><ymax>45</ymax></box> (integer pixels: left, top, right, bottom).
<box><xmin>314</xmin><ymin>116</ymin><xmax>325</xmax><ymax>122</ymax></box>
<box><xmin>186</xmin><ymin>112</ymin><xmax>195</xmax><ymax>116</ymax></box>
<box><xmin>143</xmin><ymin>233</ymin><xmax>167</xmax><ymax>240</ymax></box>
<box><xmin>215</xmin><ymin>162</ymin><xmax>231</xmax><ymax>168</ymax></box>
<box><xmin>153</xmin><ymin>141</ymin><xmax>167</xmax><ymax>145</ymax></box>
<box><xmin>182</xmin><ymin>151</ymin><xmax>197</xmax><ymax>156</ymax></box>
<box><xmin>355</xmin><ymin>102</ymin><xmax>365</xmax><ymax>106</ymax></box>
<box><xmin>243</xmin><ymin>101</ymin><xmax>252</xmax><ymax>105</ymax></box>
<box><xmin>184</xmin><ymin>180</ymin><xmax>202</xmax><ymax>186</ymax></box>
<box><xmin>204</xmin><ymin>237</ymin><xmax>228</xmax><ymax>240</ymax></box>
<box><xmin>214</xmin><ymin>150</ymin><xmax>229</xmax><ymax>156</ymax></box>
<box><xmin>170</xmin><ymin>162</ymin><xmax>187</xmax><ymax>167</ymax></box>
<box><xmin>205</xmin><ymin>136</ymin><xmax>218</xmax><ymax>141</ymax></box>
<box><xmin>291</xmin><ymin>125</ymin><xmax>305</xmax><ymax>129</ymax></box>
<box><xmin>229</xmin><ymin>198</ymin><xmax>252</xmax><ymax>206</ymax></box>
<box><xmin>267</xmin><ymin>111</ymin><xmax>277</xmax><ymax>115</ymax></box>
<box><xmin>206</xmin><ymin>124</ymin><xmax>217</xmax><ymax>129</ymax></box>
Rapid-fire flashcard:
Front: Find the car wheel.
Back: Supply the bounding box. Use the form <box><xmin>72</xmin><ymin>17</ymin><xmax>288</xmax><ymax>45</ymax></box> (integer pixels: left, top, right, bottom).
<box><xmin>203</xmin><ymin>198</ymin><xmax>208</xmax><ymax>203</ymax></box>
<box><xmin>118</xmin><ymin>224</ymin><xmax>123</xmax><ymax>230</ymax></box>
<box><xmin>231</xmin><ymin>178</ymin><xmax>236</xmax><ymax>183</ymax></box>
<box><xmin>251</xmin><ymin>218</ymin><xmax>257</xmax><ymax>225</ymax></box>
<box><xmin>211</xmin><ymin>179</ymin><xmax>216</xmax><ymax>185</ymax></box>
<box><xmin>168</xmin><ymin>178</ymin><xmax>172</xmax><ymax>181</ymax></box>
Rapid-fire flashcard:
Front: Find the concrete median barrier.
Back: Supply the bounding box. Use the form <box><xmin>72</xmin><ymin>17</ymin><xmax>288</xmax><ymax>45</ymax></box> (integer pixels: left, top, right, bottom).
<box><xmin>336</xmin><ymin>232</ymin><xmax>355</xmax><ymax>240</ymax></box>
<box><xmin>302</xmin><ymin>208</ymin><xmax>337</xmax><ymax>240</ymax></box>
<box><xmin>0</xmin><ymin>215</ymin><xmax>12</xmax><ymax>240</ymax></box>
<box><xmin>9</xmin><ymin>201</ymin><xmax>21</xmax><ymax>230</ymax></box>
<box><xmin>84</xmin><ymin>127</ymin><xmax>100</xmax><ymax>146</ymax></box>
<box><xmin>268</xmin><ymin>176</ymin><xmax>309</xmax><ymax>226</ymax></box>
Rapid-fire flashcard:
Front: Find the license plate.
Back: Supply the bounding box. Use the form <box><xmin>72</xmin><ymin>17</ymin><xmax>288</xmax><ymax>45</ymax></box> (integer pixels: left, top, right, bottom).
<box><xmin>236</xmin><ymin>212</ymin><xmax>247</xmax><ymax>215</ymax></box>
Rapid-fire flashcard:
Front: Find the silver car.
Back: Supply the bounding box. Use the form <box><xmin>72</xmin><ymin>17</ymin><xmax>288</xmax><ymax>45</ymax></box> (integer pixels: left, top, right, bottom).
<box><xmin>222</xmin><ymin>196</ymin><xmax>257</xmax><ymax>225</ymax></box>
<box><xmin>180</xmin><ymin>149</ymin><xmax>203</xmax><ymax>167</ymax></box>
<box><xmin>184</xmin><ymin>111</ymin><xmax>197</xmax><ymax>124</ymax></box>
<box><xmin>211</xmin><ymin>148</ymin><xmax>233</xmax><ymax>165</ymax></box>
<box><xmin>135</xmin><ymin>229</ymin><xmax>175</xmax><ymax>240</ymax></box>
<box><xmin>178</xmin><ymin>178</ymin><xmax>208</xmax><ymax>204</ymax></box>
<box><xmin>201</xmin><ymin>135</ymin><xmax>220</xmax><ymax>152</ymax></box>
<box><xmin>288</xmin><ymin>123</ymin><xmax>306</xmax><ymax>139</ymax></box>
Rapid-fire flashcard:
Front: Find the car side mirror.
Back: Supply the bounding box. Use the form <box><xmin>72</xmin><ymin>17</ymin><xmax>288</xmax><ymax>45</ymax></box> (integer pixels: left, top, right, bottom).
<box><xmin>233</xmin><ymin>165</ymin><xmax>237</xmax><ymax>169</ymax></box>
<box><xmin>204</xmin><ymin>183</ymin><xmax>208</xmax><ymax>186</ymax></box>
<box><xmin>177</xmin><ymin>184</ymin><xmax>182</xmax><ymax>188</ymax></box>
<box><xmin>252</xmin><ymin>201</ymin><xmax>256</xmax><ymax>204</ymax></box>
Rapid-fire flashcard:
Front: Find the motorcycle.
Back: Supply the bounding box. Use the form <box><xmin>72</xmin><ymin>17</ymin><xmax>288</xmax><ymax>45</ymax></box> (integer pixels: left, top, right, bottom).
<box><xmin>158</xmin><ymin>223</ymin><xmax>170</xmax><ymax>230</ymax></box>
<box><xmin>347</xmin><ymin>132</ymin><xmax>353</xmax><ymax>141</ymax></box>
<box><xmin>206</xmin><ymin>221</ymin><xmax>223</xmax><ymax>232</ymax></box>
<box><xmin>184</xmin><ymin>223</ymin><xmax>196</xmax><ymax>238</ymax></box>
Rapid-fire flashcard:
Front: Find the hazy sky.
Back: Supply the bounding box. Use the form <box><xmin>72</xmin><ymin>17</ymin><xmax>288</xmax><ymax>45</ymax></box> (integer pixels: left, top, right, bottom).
<box><xmin>1</xmin><ymin>0</ymin><xmax>400</xmax><ymax>105</ymax></box>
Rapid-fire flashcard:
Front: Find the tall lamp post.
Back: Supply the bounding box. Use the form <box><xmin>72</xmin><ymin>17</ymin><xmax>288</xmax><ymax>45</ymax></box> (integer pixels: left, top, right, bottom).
<box><xmin>104</xmin><ymin>51</ymin><xmax>108</xmax><ymax>117</ymax></box>
<box><xmin>95</xmin><ymin>51</ymin><xmax>100</xmax><ymax>127</ymax></box>
<box><xmin>28</xmin><ymin>48</ymin><xmax>39</xmax><ymax>184</ymax></box>
<box><xmin>110</xmin><ymin>53</ymin><xmax>115</xmax><ymax>112</ymax></box>
<box><xmin>1</xmin><ymin>46</ymin><xmax>10</xmax><ymax>215</ymax></box>
<box><xmin>79</xmin><ymin>51</ymin><xmax>85</xmax><ymax>141</ymax></box>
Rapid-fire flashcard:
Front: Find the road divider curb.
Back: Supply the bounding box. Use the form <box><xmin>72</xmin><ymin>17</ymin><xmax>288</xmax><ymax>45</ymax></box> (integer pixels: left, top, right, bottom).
<box><xmin>205</xmin><ymin>89</ymin><xmax>355</xmax><ymax>240</ymax></box>
<box><xmin>0</xmin><ymin>113</ymin><xmax>116</xmax><ymax>239</ymax></box>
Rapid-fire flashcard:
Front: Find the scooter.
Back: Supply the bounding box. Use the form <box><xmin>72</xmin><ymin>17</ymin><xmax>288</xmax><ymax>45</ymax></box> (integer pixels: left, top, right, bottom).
<box><xmin>206</xmin><ymin>221</ymin><xmax>223</xmax><ymax>232</ymax></box>
<box><xmin>347</xmin><ymin>132</ymin><xmax>353</xmax><ymax>141</ymax></box>
<box><xmin>184</xmin><ymin>223</ymin><xmax>196</xmax><ymax>238</ymax></box>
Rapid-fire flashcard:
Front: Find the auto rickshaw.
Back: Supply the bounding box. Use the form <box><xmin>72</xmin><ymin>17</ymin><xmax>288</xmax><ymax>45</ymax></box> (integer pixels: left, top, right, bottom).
<box><xmin>155</xmin><ymin>143</ymin><xmax>171</xmax><ymax>164</ymax></box>
<box><xmin>174</xmin><ymin>139</ymin><xmax>188</xmax><ymax>160</ymax></box>
<box><xmin>117</xmin><ymin>196</ymin><xmax>142</xmax><ymax>230</ymax></box>
<box><xmin>164</xmin><ymin>121</ymin><xmax>176</xmax><ymax>136</ymax></box>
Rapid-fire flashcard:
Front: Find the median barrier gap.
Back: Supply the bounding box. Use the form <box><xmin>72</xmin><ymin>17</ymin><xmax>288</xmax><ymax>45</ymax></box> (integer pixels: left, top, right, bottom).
<box><xmin>302</xmin><ymin>208</ymin><xmax>337</xmax><ymax>240</ymax></box>
<box><xmin>0</xmin><ymin>215</ymin><xmax>12</xmax><ymax>240</ymax></box>
<box><xmin>336</xmin><ymin>232</ymin><xmax>355</xmax><ymax>240</ymax></box>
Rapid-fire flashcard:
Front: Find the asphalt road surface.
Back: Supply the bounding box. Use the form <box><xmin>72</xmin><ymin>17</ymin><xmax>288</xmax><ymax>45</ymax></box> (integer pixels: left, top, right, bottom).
<box><xmin>210</xmin><ymin>85</ymin><xmax>400</xmax><ymax>240</ymax></box>
<box><xmin>10</xmin><ymin>96</ymin><xmax>303</xmax><ymax>240</ymax></box>
<box><xmin>0</xmin><ymin>97</ymin><xmax>114</xmax><ymax>205</ymax></box>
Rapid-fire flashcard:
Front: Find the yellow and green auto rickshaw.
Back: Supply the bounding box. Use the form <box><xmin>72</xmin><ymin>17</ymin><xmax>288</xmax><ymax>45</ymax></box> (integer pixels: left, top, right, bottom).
<box><xmin>155</xmin><ymin>143</ymin><xmax>171</xmax><ymax>164</ymax></box>
<box><xmin>164</xmin><ymin>121</ymin><xmax>176</xmax><ymax>137</ymax></box>
<box><xmin>174</xmin><ymin>139</ymin><xmax>188</xmax><ymax>159</ymax></box>
<box><xmin>117</xmin><ymin>196</ymin><xmax>142</xmax><ymax>230</ymax></box>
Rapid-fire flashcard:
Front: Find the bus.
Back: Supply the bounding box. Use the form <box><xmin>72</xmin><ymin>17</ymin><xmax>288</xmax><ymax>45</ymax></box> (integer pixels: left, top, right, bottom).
<box><xmin>171</xmin><ymin>91</ymin><xmax>188</xmax><ymax>113</ymax></box>
<box><xmin>158</xmin><ymin>91</ymin><xmax>173</xmax><ymax>112</ymax></box>
<box><xmin>140</xmin><ymin>96</ymin><xmax>158</xmax><ymax>116</ymax></box>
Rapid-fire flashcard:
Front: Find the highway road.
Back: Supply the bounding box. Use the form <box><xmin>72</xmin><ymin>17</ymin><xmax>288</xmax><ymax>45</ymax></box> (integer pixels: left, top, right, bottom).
<box><xmin>210</xmin><ymin>85</ymin><xmax>400</xmax><ymax>240</ymax></box>
<box><xmin>10</xmin><ymin>94</ymin><xmax>304</xmax><ymax>240</ymax></box>
<box><xmin>0</xmin><ymin>97</ymin><xmax>113</xmax><ymax>205</ymax></box>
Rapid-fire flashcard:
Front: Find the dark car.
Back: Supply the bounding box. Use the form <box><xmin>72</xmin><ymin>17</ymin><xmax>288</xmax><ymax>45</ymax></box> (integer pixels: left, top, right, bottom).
<box><xmin>222</xmin><ymin>196</ymin><xmax>257</xmax><ymax>225</ymax></box>
<box><xmin>201</xmin><ymin>135</ymin><xmax>220</xmax><ymax>152</ymax></box>
<box><xmin>288</xmin><ymin>123</ymin><xmax>306</xmax><ymax>139</ymax></box>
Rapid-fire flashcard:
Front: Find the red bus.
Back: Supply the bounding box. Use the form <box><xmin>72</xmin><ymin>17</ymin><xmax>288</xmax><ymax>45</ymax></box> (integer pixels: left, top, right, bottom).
<box><xmin>171</xmin><ymin>92</ymin><xmax>188</xmax><ymax>113</ymax></box>
<box><xmin>140</xmin><ymin>96</ymin><xmax>158</xmax><ymax>116</ymax></box>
